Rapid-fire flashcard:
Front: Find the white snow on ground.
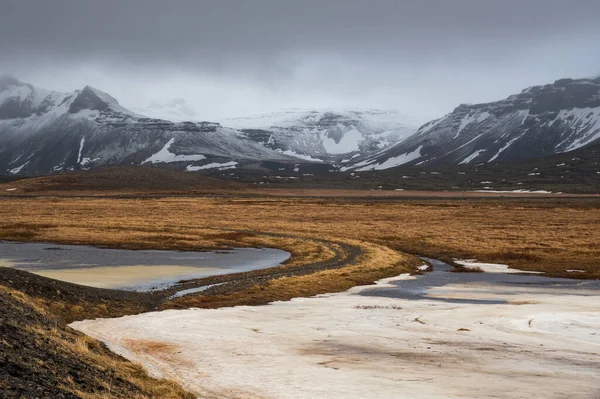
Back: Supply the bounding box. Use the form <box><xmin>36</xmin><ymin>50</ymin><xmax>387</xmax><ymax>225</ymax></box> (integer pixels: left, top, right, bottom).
<box><xmin>321</xmin><ymin>128</ymin><xmax>363</xmax><ymax>154</ymax></box>
<box><xmin>170</xmin><ymin>283</ymin><xmax>227</xmax><ymax>299</ymax></box>
<box><xmin>186</xmin><ymin>161</ymin><xmax>238</xmax><ymax>171</ymax></box>
<box><xmin>356</xmin><ymin>145</ymin><xmax>423</xmax><ymax>171</ymax></box>
<box><xmin>143</xmin><ymin>138</ymin><xmax>207</xmax><ymax>164</ymax></box>
<box><xmin>472</xmin><ymin>189</ymin><xmax>555</xmax><ymax>194</ymax></box>
<box><xmin>454</xmin><ymin>259</ymin><xmax>544</xmax><ymax>274</ymax></box>
<box><xmin>459</xmin><ymin>149</ymin><xmax>485</xmax><ymax>165</ymax></box>
<box><xmin>71</xmin><ymin>266</ymin><xmax>600</xmax><ymax>399</ymax></box>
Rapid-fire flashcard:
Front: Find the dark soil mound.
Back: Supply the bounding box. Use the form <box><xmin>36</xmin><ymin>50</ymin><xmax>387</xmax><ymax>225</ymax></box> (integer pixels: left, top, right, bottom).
<box><xmin>0</xmin><ymin>267</ymin><xmax>193</xmax><ymax>399</ymax></box>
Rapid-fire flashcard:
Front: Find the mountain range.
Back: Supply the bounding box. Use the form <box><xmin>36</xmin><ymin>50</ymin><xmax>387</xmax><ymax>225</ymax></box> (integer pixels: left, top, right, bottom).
<box><xmin>1</xmin><ymin>74</ymin><xmax>600</xmax><ymax>177</ymax></box>
<box><xmin>352</xmin><ymin>76</ymin><xmax>600</xmax><ymax>171</ymax></box>
<box><xmin>0</xmin><ymin>75</ymin><xmax>298</xmax><ymax>176</ymax></box>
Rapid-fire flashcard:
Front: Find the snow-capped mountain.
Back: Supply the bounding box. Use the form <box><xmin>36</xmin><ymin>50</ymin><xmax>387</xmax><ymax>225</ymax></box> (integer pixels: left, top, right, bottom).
<box><xmin>132</xmin><ymin>98</ymin><xmax>199</xmax><ymax>122</ymax></box>
<box><xmin>0</xmin><ymin>75</ymin><xmax>300</xmax><ymax>175</ymax></box>
<box><xmin>222</xmin><ymin>109</ymin><xmax>418</xmax><ymax>160</ymax></box>
<box><xmin>351</xmin><ymin>76</ymin><xmax>600</xmax><ymax>170</ymax></box>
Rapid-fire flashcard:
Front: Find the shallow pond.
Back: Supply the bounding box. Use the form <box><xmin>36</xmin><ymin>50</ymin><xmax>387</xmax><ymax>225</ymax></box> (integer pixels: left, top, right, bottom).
<box><xmin>0</xmin><ymin>241</ymin><xmax>290</xmax><ymax>291</ymax></box>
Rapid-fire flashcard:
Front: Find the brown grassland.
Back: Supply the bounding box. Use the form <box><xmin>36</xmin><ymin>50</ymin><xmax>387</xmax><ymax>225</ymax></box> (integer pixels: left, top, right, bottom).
<box><xmin>1</xmin><ymin>194</ymin><xmax>599</xmax><ymax>398</ymax></box>
<box><xmin>1</xmin><ymin>195</ymin><xmax>599</xmax><ymax>283</ymax></box>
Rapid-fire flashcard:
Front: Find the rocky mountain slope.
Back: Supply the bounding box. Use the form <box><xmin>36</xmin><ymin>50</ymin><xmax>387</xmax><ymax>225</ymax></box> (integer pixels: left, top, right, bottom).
<box><xmin>351</xmin><ymin>76</ymin><xmax>600</xmax><ymax>170</ymax></box>
<box><xmin>222</xmin><ymin>109</ymin><xmax>417</xmax><ymax>161</ymax></box>
<box><xmin>0</xmin><ymin>75</ymin><xmax>299</xmax><ymax>176</ymax></box>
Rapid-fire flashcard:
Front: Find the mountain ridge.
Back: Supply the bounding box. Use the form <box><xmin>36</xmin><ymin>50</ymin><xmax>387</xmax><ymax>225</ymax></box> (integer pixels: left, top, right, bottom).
<box><xmin>350</xmin><ymin>76</ymin><xmax>600</xmax><ymax>171</ymax></box>
<box><xmin>0</xmin><ymin>77</ymin><xmax>303</xmax><ymax>176</ymax></box>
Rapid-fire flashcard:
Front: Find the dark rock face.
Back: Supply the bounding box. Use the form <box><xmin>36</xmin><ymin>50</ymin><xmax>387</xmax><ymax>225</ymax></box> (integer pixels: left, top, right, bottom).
<box><xmin>353</xmin><ymin>76</ymin><xmax>600</xmax><ymax>170</ymax></box>
<box><xmin>68</xmin><ymin>86</ymin><xmax>113</xmax><ymax>113</ymax></box>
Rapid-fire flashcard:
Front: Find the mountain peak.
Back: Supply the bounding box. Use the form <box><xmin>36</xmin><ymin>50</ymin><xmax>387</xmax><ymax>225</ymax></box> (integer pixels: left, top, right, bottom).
<box><xmin>69</xmin><ymin>85</ymin><xmax>121</xmax><ymax>114</ymax></box>
<box><xmin>81</xmin><ymin>85</ymin><xmax>120</xmax><ymax>103</ymax></box>
<box><xmin>0</xmin><ymin>74</ymin><xmax>25</xmax><ymax>91</ymax></box>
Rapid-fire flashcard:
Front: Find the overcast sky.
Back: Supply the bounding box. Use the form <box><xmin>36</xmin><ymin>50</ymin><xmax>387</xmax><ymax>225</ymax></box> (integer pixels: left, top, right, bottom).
<box><xmin>1</xmin><ymin>0</ymin><xmax>599</xmax><ymax>123</ymax></box>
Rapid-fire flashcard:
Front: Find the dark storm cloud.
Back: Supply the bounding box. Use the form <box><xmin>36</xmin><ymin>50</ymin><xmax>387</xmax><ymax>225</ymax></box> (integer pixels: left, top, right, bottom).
<box><xmin>2</xmin><ymin>0</ymin><xmax>598</xmax><ymax>67</ymax></box>
<box><xmin>1</xmin><ymin>0</ymin><xmax>599</xmax><ymax>121</ymax></box>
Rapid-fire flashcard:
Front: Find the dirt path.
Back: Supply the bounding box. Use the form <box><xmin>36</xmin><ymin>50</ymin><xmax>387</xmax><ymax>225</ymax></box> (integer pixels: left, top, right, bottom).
<box><xmin>0</xmin><ymin>228</ymin><xmax>367</xmax><ymax>319</ymax></box>
<box><xmin>158</xmin><ymin>229</ymin><xmax>364</xmax><ymax>301</ymax></box>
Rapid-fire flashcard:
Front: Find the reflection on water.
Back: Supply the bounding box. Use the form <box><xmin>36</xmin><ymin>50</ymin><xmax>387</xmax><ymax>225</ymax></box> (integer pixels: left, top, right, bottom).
<box><xmin>359</xmin><ymin>258</ymin><xmax>600</xmax><ymax>304</ymax></box>
<box><xmin>0</xmin><ymin>241</ymin><xmax>290</xmax><ymax>291</ymax></box>
<box><xmin>35</xmin><ymin>265</ymin><xmax>225</xmax><ymax>290</ymax></box>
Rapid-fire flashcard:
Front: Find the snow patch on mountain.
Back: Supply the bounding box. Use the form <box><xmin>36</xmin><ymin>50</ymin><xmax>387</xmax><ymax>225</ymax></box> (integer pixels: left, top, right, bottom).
<box><xmin>356</xmin><ymin>146</ymin><xmax>423</xmax><ymax>171</ymax></box>
<box><xmin>9</xmin><ymin>162</ymin><xmax>29</xmax><ymax>175</ymax></box>
<box><xmin>455</xmin><ymin>111</ymin><xmax>491</xmax><ymax>138</ymax></box>
<box><xmin>186</xmin><ymin>161</ymin><xmax>238</xmax><ymax>171</ymax></box>
<box><xmin>143</xmin><ymin>138</ymin><xmax>207</xmax><ymax>164</ymax></box>
<box><xmin>488</xmin><ymin>136</ymin><xmax>520</xmax><ymax>162</ymax></box>
<box><xmin>558</xmin><ymin>106</ymin><xmax>600</xmax><ymax>151</ymax></box>
<box><xmin>459</xmin><ymin>149</ymin><xmax>485</xmax><ymax>165</ymax></box>
<box><xmin>77</xmin><ymin>137</ymin><xmax>86</xmax><ymax>164</ymax></box>
<box><xmin>322</xmin><ymin>128</ymin><xmax>363</xmax><ymax>154</ymax></box>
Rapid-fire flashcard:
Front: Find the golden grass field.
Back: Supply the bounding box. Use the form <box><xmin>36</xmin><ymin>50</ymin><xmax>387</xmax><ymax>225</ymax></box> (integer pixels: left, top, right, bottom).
<box><xmin>1</xmin><ymin>195</ymin><xmax>599</xmax><ymax>283</ymax></box>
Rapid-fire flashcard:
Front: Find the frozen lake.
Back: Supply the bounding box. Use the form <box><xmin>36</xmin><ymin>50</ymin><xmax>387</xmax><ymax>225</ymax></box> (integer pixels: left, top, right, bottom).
<box><xmin>0</xmin><ymin>241</ymin><xmax>290</xmax><ymax>291</ymax></box>
<box><xmin>72</xmin><ymin>258</ymin><xmax>600</xmax><ymax>398</ymax></box>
